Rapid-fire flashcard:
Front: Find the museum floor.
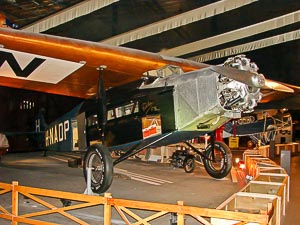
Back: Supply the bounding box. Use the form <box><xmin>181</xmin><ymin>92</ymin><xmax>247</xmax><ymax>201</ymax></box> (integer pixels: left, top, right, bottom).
<box><xmin>280</xmin><ymin>153</ymin><xmax>300</xmax><ymax>225</ymax></box>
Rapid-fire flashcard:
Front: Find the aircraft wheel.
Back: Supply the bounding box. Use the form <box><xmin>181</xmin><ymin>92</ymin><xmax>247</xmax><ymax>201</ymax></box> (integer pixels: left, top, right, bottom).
<box><xmin>203</xmin><ymin>141</ymin><xmax>232</xmax><ymax>179</ymax></box>
<box><xmin>183</xmin><ymin>156</ymin><xmax>195</xmax><ymax>173</ymax></box>
<box><xmin>83</xmin><ymin>144</ymin><xmax>113</xmax><ymax>194</ymax></box>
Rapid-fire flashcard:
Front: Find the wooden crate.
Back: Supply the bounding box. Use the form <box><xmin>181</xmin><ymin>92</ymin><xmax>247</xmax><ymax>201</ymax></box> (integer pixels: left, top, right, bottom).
<box><xmin>244</xmin><ymin>155</ymin><xmax>277</xmax><ymax>178</ymax></box>
<box><xmin>212</xmin><ymin>192</ymin><xmax>278</xmax><ymax>225</ymax></box>
<box><xmin>241</xmin><ymin>181</ymin><xmax>286</xmax><ymax>216</ymax></box>
<box><xmin>256</xmin><ymin>173</ymin><xmax>290</xmax><ymax>203</ymax></box>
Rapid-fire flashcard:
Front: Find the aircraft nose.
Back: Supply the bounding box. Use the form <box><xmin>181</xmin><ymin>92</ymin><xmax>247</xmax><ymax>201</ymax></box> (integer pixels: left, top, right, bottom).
<box><xmin>252</xmin><ymin>73</ymin><xmax>265</xmax><ymax>88</ymax></box>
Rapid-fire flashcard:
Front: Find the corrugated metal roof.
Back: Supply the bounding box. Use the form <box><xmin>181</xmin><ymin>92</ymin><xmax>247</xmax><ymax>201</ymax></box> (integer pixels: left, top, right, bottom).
<box><xmin>0</xmin><ymin>0</ymin><xmax>83</xmax><ymax>27</ymax></box>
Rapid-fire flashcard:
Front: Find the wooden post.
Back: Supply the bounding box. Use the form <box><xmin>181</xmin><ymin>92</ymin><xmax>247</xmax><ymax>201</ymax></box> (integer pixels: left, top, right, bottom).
<box><xmin>12</xmin><ymin>181</ymin><xmax>19</xmax><ymax>225</ymax></box>
<box><xmin>104</xmin><ymin>193</ymin><xmax>112</xmax><ymax>225</ymax></box>
<box><xmin>177</xmin><ymin>201</ymin><xmax>184</xmax><ymax>225</ymax></box>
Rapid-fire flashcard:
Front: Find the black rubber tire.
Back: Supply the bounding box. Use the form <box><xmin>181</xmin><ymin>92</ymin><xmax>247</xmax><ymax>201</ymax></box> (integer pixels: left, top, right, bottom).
<box><xmin>203</xmin><ymin>141</ymin><xmax>232</xmax><ymax>179</ymax></box>
<box><xmin>183</xmin><ymin>156</ymin><xmax>195</xmax><ymax>173</ymax></box>
<box><xmin>83</xmin><ymin>144</ymin><xmax>113</xmax><ymax>194</ymax></box>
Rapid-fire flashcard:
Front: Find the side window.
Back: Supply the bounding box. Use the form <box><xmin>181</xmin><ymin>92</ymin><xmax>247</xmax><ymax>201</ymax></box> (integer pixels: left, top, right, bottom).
<box><xmin>107</xmin><ymin>101</ymin><xmax>139</xmax><ymax>121</ymax></box>
<box><xmin>142</xmin><ymin>101</ymin><xmax>160</xmax><ymax>114</ymax></box>
<box><xmin>87</xmin><ymin>115</ymin><xmax>98</xmax><ymax>127</ymax></box>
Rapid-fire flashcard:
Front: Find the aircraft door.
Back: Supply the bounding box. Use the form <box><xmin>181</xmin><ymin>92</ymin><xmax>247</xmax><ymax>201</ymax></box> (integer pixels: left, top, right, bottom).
<box><xmin>76</xmin><ymin>112</ymin><xmax>87</xmax><ymax>151</ymax></box>
<box><xmin>71</xmin><ymin>119</ymin><xmax>78</xmax><ymax>151</ymax></box>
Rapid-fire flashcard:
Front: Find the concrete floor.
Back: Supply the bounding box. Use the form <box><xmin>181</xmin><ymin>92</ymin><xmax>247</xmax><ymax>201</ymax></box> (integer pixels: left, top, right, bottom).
<box><xmin>0</xmin><ymin>151</ymin><xmax>241</xmax><ymax>224</ymax></box>
<box><xmin>0</xmin><ymin>150</ymin><xmax>298</xmax><ymax>224</ymax></box>
<box><xmin>281</xmin><ymin>153</ymin><xmax>300</xmax><ymax>225</ymax></box>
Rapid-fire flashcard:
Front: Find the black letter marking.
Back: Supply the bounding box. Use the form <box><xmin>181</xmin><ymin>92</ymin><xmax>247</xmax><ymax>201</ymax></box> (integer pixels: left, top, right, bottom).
<box><xmin>0</xmin><ymin>51</ymin><xmax>46</xmax><ymax>78</ymax></box>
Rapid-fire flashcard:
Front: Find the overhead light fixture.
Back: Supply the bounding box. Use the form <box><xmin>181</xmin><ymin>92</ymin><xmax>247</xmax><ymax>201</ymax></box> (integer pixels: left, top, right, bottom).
<box><xmin>32</xmin><ymin>1</ymin><xmax>40</xmax><ymax>5</ymax></box>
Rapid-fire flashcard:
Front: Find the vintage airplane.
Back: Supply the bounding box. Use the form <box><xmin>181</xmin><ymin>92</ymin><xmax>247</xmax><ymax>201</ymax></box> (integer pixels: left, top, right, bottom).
<box><xmin>0</xmin><ymin>28</ymin><xmax>296</xmax><ymax>193</ymax></box>
<box><xmin>223</xmin><ymin>109</ymin><xmax>294</xmax><ymax>147</ymax></box>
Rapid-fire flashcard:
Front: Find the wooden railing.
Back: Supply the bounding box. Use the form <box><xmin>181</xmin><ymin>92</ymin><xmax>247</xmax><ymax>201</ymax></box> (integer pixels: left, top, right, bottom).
<box><xmin>0</xmin><ymin>181</ymin><xmax>272</xmax><ymax>225</ymax></box>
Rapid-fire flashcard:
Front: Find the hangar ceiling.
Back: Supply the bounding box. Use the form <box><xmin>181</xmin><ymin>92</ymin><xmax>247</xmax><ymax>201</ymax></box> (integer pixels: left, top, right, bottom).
<box><xmin>1</xmin><ymin>0</ymin><xmax>299</xmax><ymax>84</ymax></box>
<box><xmin>0</xmin><ymin>0</ymin><xmax>300</xmax><ymax>129</ymax></box>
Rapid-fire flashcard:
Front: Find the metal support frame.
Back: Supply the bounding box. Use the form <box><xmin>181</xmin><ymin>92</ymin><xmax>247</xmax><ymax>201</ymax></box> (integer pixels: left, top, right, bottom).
<box><xmin>84</xmin><ymin>167</ymin><xmax>99</xmax><ymax>196</ymax></box>
<box><xmin>184</xmin><ymin>132</ymin><xmax>216</xmax><ymax>162</ymax></box>
<box><xmin>184</xmin><ymin>141</ymin><xmax>206</xmax><ymax>159</ymax></box>
<box><xmin>210</xmin><ymin>131</ymin><xmax>216</xmax><ymax>162</ymax></box>
<box><xmin>97</xmin><ymin>65</ymin><xmax>107</xmax><ymax>144</ymax></box>
<box><xmin>113</xmin><ymin>132</ymin><xmax>173</xmax><ymax>166</ymax></box>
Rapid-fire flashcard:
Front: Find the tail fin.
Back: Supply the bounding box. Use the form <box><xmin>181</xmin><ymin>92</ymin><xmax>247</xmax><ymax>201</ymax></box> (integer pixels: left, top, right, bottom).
<box><xmin>0</xmin><ymin>14</ymin><xmax>18</xmax><ymax>29</ymax></box>
<box><xmin>35</xmin><ymin>109</ymin><xmax>47</xmax><ymax>133</ymax></box>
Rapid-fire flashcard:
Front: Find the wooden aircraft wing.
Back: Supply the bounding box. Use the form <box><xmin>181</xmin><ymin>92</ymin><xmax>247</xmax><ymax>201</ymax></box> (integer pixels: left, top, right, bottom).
<box><xmin>1</xmin><ymin>28</ymin><xmax>299</xmax><ymax>104</ymax></box>
<box><xmin>0</xmin><ymin>28</ymin><xmax>209</xmax><ymax>99</ymax></box>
